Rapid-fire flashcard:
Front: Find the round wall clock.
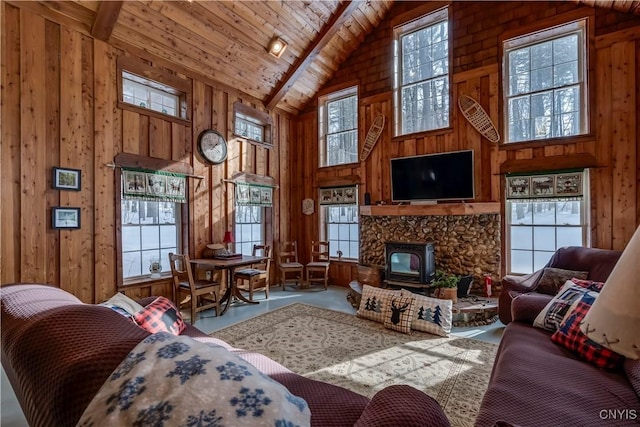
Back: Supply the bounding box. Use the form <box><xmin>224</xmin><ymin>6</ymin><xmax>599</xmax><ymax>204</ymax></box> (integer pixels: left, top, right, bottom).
<box><xmin>197</xmin><ymin>129</ymin><xmax>228</xmax><ymax>165</ymax></box>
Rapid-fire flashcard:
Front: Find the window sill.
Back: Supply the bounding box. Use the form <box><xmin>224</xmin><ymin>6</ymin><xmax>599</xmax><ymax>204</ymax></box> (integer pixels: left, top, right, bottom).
<box><xmin>392</xmin><ymin>126</ymin><xmax>453</xmax><ymax>142</ymax></box>
<box><xmin>117</xmin><ymin>101</ymin><xmax>191</xmax><ymax>127</ymax></box>
<box><xmin>330</xmin><ymin>258</ymin><xmax>358</xmax><ymax>264</ymax></box>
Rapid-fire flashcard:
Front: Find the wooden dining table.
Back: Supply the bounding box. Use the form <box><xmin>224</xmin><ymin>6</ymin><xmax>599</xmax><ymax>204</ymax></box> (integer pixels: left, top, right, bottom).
<box><xmin>190</xmin><ymin>255</ymin><xmax>268</xmax><ymax>316</ymax></box>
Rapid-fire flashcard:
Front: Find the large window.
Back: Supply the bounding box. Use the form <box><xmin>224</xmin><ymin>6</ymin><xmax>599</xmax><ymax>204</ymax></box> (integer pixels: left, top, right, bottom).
<box><xmin>318</xmin><ymin>87</ymin><xmax>358</xmax><ymax>167</ymax></box>
<box><xmin>234</xmin><ymin>205</ymin><xmax>265</xmax><ymax>255</ymax></box>
<box><xmin>503</xmin><ymin>20</ymin><xmax>587</xmax><ymax>143</ymax></box>
<box><xmin>322</xmin><ymin>205</ymin><xmax>359</xmax><ymax>260</ymax></box>
<box><xmin>506</xmin><ymin>171</ymin><xmax>589</xmax><ymax>274</ymax></box>
<box><xmin>394</xmin><ymin>7</ymin><xmax>449</xmax><ymax>136</ymax></box>
<box><xmin>121</xmin><ymin>200</ymin><xmax>179</xmax><ymax>279</ymax></box>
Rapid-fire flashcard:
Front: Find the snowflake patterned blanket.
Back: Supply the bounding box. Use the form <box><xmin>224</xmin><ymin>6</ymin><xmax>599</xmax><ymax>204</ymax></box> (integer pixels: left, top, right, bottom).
<box><xmin>77</xmin><ymin>332</ymin><xmax>311</xmax><ymax>427</ymax></box>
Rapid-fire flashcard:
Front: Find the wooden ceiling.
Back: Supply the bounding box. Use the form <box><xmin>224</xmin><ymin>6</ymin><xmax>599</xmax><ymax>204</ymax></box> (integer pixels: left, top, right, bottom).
<box><xmin>11</xmin><ymin>1</ymin><xmax>640</xmax><ymax>114</ymax></box>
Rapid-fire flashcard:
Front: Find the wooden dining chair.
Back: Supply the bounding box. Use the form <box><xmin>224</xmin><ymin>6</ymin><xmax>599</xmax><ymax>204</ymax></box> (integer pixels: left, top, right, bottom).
<box><xmin>278</xmin><ymin>241</ymin><xmax>304</xmax><ymax>290</ymax></box>
<box><xmin>234</xmin><ymin>245</ymin><xmax>272</xmax><ymax>301</ymax></box>
<box><xmin>168</xmin><ymin>252</ymin><xmax>222</xmax><ymax>324</ymax></box>
<box><xmin>306</xmin><ymin>241</ymin><xmax>330</xmax><ymax>290</ymax></box>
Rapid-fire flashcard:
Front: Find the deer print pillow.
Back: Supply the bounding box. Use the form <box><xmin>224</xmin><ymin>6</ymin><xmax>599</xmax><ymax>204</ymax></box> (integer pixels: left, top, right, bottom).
<box><xmin>357</xmin><ymin>285</ymin><xmax>402</xmax><ymax>324</ymax></box>
<box><xmin>401</xmin><ymin>289</ymin><xmax>452</xmax><ymax>337</ymax></box>
<box><xmin>383</xmin><ymin>295</ymin><xmax>416</xmax><ymax>334</ymax></box>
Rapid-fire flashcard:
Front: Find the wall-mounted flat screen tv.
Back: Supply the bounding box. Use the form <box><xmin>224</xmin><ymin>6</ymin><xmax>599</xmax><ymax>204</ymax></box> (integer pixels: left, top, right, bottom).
<box><xmin>390</xmin><ymin>150</ymin><xmax>475</xmax><ymax>202</ymax></box>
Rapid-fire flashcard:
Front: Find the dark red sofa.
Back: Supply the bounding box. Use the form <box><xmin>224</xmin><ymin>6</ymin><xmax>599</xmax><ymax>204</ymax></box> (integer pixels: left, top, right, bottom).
<box><xmin>1</xmin><ymin>283</ymin><xmax>450</xmax><ymax>427</ymax></box>
<box><xmin>498</xmin><ymin>246</ymin><xmax>622</xmax><ymax>324</ymax></box>
<box><xmin>477</xmin><ymin>247</ymin><xmax>640</xmax><ymax>426</ymax></box>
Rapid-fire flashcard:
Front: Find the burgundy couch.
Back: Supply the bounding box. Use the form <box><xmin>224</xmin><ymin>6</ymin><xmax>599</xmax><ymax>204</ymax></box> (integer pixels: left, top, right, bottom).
<box><xmin>498</xmin><ymin>246</ymin><xmax>622</xmax><ymax>324</ymax></box>
<box><xmin>477</xmin><ymin>247</ymin><xmax>640</xmax><ymax>427</ymax></box>
<box><xmin>1</xmin><ymin>283</ymin><xmax>450</xmax><ymax>427</ymax></box>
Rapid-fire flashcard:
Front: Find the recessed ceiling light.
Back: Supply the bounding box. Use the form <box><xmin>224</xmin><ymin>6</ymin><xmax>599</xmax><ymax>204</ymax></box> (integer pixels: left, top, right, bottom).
<box><xmin>268</xmin><ymin>36</ymin><xmax>288</xmax><ymax>58</ymax></box>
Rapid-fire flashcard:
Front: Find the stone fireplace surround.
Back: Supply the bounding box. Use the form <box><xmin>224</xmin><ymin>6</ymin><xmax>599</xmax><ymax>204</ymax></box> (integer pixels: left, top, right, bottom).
<box><xmin>359</xmin><ymin>213</ymin><xmax>501</xmax><ymax>294</ymax></box>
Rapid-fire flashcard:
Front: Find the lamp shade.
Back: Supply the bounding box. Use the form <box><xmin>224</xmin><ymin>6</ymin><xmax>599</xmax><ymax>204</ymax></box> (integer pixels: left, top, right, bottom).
<box><xmin>223</xmin><ymin>231</ymin><xmax>234</xmax><ymax>244</ymax></box>
<box><xmin>580</xmin><ymin>225</ymin><xmax>640</xmax><ymax>359</ymax></box>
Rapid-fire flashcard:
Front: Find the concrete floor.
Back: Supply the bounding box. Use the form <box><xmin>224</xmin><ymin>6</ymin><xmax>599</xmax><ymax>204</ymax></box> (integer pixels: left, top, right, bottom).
<box><xmin>1</xmin><ymin>285</ymin><xmax>504</xmax><ymax>426</ymax></box>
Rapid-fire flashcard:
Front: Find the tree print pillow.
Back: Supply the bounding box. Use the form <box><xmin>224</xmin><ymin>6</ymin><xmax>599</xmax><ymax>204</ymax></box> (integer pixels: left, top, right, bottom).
<box><xmin>357</xmin><ymin>285</ymin><xmax>401</xmax><ymax>324</ymax></box>
<box><xmin>400</xmin><ymin>289</ymin><xmax>453</xmax><ymax>337</ymax></box>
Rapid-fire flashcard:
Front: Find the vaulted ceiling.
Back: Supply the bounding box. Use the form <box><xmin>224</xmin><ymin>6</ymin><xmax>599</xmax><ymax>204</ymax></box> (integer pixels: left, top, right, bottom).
<box><xmin>14</xmin><ymin>1</ymin><xmax>640</xmax><ymax>114</ymax></box>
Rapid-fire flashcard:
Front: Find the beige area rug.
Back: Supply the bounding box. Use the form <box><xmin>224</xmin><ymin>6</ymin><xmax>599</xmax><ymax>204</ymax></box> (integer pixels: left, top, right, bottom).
<box><xmin>212</xmin><ymin>303</ymin><xmax>498</xmax><ymax>427</ymax></box>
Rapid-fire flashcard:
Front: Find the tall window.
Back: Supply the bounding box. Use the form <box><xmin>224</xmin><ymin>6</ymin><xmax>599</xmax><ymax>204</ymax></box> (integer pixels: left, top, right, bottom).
<box><xmin>121</xmin><ymin>200</ymin><xmax>179</xmax><ymax>279</ymax></box>
<box><xmin>318</xmin><ymin>87</ymin><xmax>358</xmax><ymax>167</ymax></box>
<box><xmin>235</xmin><ymin>205</ymin><xmax>264</xmax><ymax>255</ymax></box>
<box><xmin>503</xmin><ymin>20</ymin><xmax>587</xmax><ymax>143</ymax></box>
<box><xmin>506</xmin><ymin>171</ymin><xmax>589</xmax><ymax>274</ymax></box>
<box><xmin>323</xmin><ymin>206</ymin><xmax>359</xmax><ymax>259</ymax></box>
<box><xmin>394</xmin><ymin>7</ymin><xmax>449</xmax><ymax>136</ymax></box>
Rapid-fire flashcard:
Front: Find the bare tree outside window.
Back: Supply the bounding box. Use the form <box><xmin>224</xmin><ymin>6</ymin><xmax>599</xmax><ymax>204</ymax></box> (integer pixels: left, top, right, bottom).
<box><xmin>504</xmin><ymin>22</ymin><xmax>586</xmax><ymax>143</ymax></box>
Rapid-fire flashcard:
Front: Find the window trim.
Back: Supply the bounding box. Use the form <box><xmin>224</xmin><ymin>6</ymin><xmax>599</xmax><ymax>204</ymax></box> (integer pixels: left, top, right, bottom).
<box><xmin>114</xmin><ymin>153</ymin><xmax>191</xmax><ymax>287</ymax></box>
<box><xmin>392</xmin><ymin>6</ymin><xmax>452</xmax><ymax>137</ymax></box>
<box><xmin>232</xmin><ymin>102</ymin><xmax>273</xmax><ymax>148</ymax></box>
<box><xmin>498</xmin><ymin>9</ymin><xmax>595</xmax><ymax>145</ymax></box>
<box><xmin>504</xmin><ymin>170</ymin><xmax>590</xmax><ymax>275</ymax></box>
<box><xmin>233</xmin><ymin>205</ymin><xmax>266</xmax><ymax>256</ymax></box>
<box><xmin>318</xmin><ymin>85</ymin><xmax>359</xmax><ymax>168</ymax></box>
<box><xmin>117</xmin><ymin>57</ymin><xmax>192</xmax><ymax>126</ymax></box>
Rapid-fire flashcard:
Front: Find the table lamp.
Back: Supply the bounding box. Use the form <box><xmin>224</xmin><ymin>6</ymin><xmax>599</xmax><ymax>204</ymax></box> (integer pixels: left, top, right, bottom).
<box><xmin>223</xmin><ymin>231</ymin><xmax>234</xmax><ymax>255</ymax></box>
<box><xmin>580</xmin><ymin>224</ymin><xmax>640</xmax><ymax>359</ymax></box>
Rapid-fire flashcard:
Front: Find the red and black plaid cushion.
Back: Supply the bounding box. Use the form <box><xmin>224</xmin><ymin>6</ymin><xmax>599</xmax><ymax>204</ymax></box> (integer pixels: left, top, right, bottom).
<box><xmin>551</xmin><ymin>294</ymin><xmax>624</xmax><ymax>370</ymax></box>
<box><xmin>570</xmin><ymin>277</ymin><xmax>606</xmax><ymax>293</ymax></box>
<box><xmin>133</xmin><ymin>296</ymin><xmax>186</xmax><ymax>335</ymax></box>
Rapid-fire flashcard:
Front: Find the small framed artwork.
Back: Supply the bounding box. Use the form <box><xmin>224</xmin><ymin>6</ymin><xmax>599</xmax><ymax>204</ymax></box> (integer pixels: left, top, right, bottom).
<box><xmin>531</xmin><ymin>175</ymin><xmax>555</xmax><ymax>197</ymax></box>
<box><xmin>555</xmin><ymin>173</ymin><xmax>582</xmax><ymax>196</ymax></box>
<box><xmin>53</xmin><ymin>167</ymin><xmax>81</xmax><ymax>191</ymax></box>
<box><xmin>52</xmin><ymin>207</ymin><xmax>81</xmax><ymax>230</ymax></box>
<box><xmin>123</xmin><ymin>171</ymin><xmax>146</xmax><ymax>194</ymax></box>
<box><xmin>320</xmin><ymin>189</ymin><xmax>333</xmax><ymax>205</ymax></box>
<box><xmin>506</xmin><ymin>176</ymin><xmax>530</xmax><ymax>198</ymax></box>
<box><xmin>250</xmin><ymin>186</ymin><xmax>261</xmax><ymax>204</ymax></box>
<box><xmin>260</xmin><ymin>187</ymin><xmax>272</xmax><ymax>205</ymax></box>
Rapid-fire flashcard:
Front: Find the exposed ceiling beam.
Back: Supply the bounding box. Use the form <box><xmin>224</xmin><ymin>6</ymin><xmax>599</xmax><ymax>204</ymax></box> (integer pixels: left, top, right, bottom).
<box><xmin>91</xmin><ymin>0</ymin><xmax>123</xmax><ymax>42</ymax></box>
<box><xmin>265</xmin><ymin>0</ymin><xmax>362</xmax><ymax>111</ymax></box>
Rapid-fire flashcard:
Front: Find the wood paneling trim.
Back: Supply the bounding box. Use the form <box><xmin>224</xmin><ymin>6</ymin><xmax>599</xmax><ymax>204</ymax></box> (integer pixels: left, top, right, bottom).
<box><xmin>499</xmin><ymin>153</ymin><xmax>600</xmax><ymax>174</ymax></box>
<box><xmin>452</xmin><ymin>64</ymin><xmax>499</xmax><ymax>83</ymax></box>
<box><xmin>114</xmin><ymin>152</ymin><xmax>194</xmax><ymax>175</ymax></box>
<box><xmin>595</xmin><ymin>26</ymin><xmax>640</xmax><ymax>48</ymax></box>
<box><xmin>360</xmin><ymin>202</ymin><xmax>500</xmax><ymax>216</ymax></box>
<box><xmin>91</xmin><ymin>0</ymin><xmax>122</xmax><ymax>41</ymax></box>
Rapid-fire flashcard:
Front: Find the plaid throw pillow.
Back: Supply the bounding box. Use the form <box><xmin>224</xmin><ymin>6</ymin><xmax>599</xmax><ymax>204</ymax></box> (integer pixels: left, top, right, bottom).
<box><xmin>383</xmin><ymin>295</ymin><xmax>415</xmax><ymax>334</ymax></box>
<box><xmin>533</xmin><ymin>281</ymin><xmax>595</xmax><ymax>332</ymax></box>
<box><xmin>570</xmin><ymin>277</ymin><xmax>606</xmax><ymax>293</ymax></box>
<box><xmin>401</xmin><ymin>289</ymin><xmax>452</xmax><ymax>337</ymax></box>
<box><xmin>551</xmin><ymin>293</ymin><xmax>624</xmax><ymax>370</ymax></box>
<box><xmin>133</xmin><ymin>296</ymin><xmax>186</xmax><ymax>335</ymax></box>
<box><xmin>357</xmin><ymin>285</ymin><xmax>401</xmax><ymax>324</ymax></box>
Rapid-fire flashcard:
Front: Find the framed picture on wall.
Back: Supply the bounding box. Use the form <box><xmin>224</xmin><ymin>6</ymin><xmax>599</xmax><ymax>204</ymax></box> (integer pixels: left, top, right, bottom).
<box><xmin>506</xmin><ymin>176</ymin><xmax>530</xmax><ymax>198</ymax></box>
<box><xmin>53</xmin><ymin>167</ymin><xmax>81</xmax><ymax>191</ymax></box>
<box><xmin>52</xmin><ymin>207</ymin><xmax>81</xmax><ymax>230</ymax></box>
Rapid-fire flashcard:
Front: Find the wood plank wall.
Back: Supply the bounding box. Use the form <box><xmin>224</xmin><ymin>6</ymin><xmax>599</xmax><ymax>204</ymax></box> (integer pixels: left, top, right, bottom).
<box><xmin>1</xmin><ymin>3</ymin><xmax>291</xmax><ymax>302</ymax></box>
<box><xmin>290</xmin><ymin>2</ymin><xmax>640</xmax><ymax>285</ymax></box>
